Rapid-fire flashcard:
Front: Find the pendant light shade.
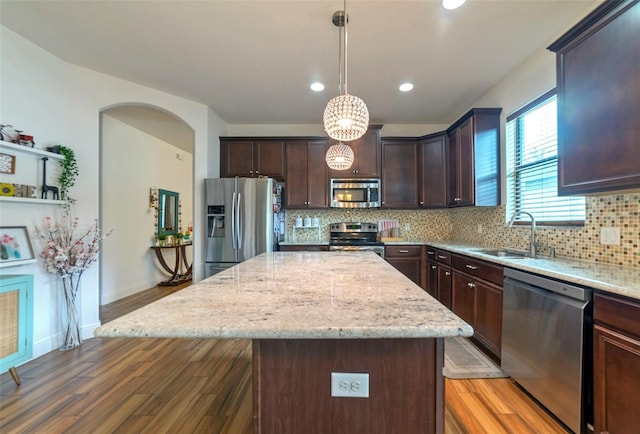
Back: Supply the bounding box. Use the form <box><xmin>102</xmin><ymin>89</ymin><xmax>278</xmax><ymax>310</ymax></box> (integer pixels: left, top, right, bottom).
<box><xmin>323</xmin><ymin>94</ymin><xmax>369</xmax><ymax>142</ymax></box>
<box><xmin>325</xmin><ymin>141</ymin><xmax>355</xmax><ymax>170</ymax></box>
<box><xmin>323</xmin><ymin>2</ymin><xmax>369</xmax><ymax>146</ymax></box>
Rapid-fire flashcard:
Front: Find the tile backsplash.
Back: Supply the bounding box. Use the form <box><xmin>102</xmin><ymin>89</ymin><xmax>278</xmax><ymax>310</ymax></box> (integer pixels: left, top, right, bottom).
<box><xmin>285</xmin><ymin>193</ymin><xmax>639</xmax><ymax>269</ymax></box>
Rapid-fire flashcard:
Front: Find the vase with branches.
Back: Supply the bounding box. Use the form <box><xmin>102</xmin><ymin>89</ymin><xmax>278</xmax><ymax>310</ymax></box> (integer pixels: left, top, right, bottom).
<box><xmin>34</xmin><ymin>211</ymin><xmax>111</xmax><ymax>350</ymax></box>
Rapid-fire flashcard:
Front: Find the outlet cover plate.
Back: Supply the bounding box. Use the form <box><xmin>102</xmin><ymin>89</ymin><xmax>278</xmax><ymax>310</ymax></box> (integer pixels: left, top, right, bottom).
<box><xmin>331</xmin><ymin>372</ymin><xmax>369</xmax><ymax>398</ymax></box>
<box><xmin>600</xmin><ymin>227</ymin><xmax>620</xmax><ymax>245</ymax></box>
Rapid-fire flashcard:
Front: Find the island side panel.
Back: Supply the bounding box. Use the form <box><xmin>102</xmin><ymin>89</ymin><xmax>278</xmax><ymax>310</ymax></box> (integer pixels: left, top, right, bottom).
<box><xmin>253</xmin><ymin>338</ymin><xmax>444</xmax><ymax>434</ymax></box>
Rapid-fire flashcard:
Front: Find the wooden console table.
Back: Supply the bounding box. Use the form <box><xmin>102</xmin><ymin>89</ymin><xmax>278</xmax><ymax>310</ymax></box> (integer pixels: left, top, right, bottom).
<box><xmin>150</xmin><ymin>242</ymin><xmax>193</xmax><ymax>286</ymax></box>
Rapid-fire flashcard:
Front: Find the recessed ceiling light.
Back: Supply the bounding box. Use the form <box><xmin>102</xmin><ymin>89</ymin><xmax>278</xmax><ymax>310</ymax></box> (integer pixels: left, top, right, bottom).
<box><xmin>310</xmin><ymin>82</ymin><xmax>325</xmax><ymax>92</ymax></box>
<box><xmin>442</xmin><ymin>0</ymin><xmax>466</xmax><ymax>10</ymax></box>
<box><xmin>399</xmin><ymin>83</ymin><xmax>414</xmax><ymax>92</ymax></box>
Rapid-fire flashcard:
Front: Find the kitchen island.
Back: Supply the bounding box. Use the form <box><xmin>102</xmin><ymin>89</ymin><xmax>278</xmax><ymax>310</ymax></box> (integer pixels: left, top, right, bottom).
<box><xmin>95</xmin><ymin>251</ymin><xmax>472</xmax><ymax>433</ymax></box>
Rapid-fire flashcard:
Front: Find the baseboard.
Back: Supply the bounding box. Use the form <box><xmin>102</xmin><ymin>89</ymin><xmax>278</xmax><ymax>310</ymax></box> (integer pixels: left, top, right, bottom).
<box><xmin>29</xmin><ymin>322</ymin><xmax>101</xmax><ymax>361</ymax></box>
<box><xmin>101</xmin><ymin>281</ymin><xmax>155</xmax><ymax>304</ymax></box>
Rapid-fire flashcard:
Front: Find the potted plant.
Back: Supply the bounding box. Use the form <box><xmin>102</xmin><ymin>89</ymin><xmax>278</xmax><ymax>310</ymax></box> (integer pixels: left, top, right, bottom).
<box><xmin>47</xmin><ymin>144</ymin><xmax>79</xmax><ymax>203</ymax></box>
<box><xmin>175</xmin><ymin>231</ymin><xmax>184</xmax><ymax>245</ymax></box>
<box><xmin>157</xmin><ymin>231</ymin><xmax>168</xmax><ymax>246</ymax></box>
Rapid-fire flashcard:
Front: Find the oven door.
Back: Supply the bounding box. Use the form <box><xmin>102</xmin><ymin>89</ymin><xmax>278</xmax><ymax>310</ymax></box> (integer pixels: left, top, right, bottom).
<box><xmin>329</xmin><ymin>245</ymin><xmax>385</xmax><ymax>258</ymax></box>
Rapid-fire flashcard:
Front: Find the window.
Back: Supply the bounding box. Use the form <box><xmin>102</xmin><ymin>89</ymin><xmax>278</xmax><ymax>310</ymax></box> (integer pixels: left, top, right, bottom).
<box><xmin>506</xmin><ymin>90</ymin><xmax>585</xmax><ymax>225</ymax></box>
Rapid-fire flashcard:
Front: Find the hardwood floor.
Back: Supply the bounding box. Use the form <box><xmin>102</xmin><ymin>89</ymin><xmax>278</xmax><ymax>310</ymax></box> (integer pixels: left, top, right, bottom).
<box><xmin>1</xmin><ymin>284</ymin><xmax>569</xmax><ymax>433</ymax></box>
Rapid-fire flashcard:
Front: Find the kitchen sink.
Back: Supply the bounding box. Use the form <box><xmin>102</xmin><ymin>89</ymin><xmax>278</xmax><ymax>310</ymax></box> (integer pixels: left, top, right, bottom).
<box><xmin>471</xmin><ymin>248</ymin><xmax>531</xmax><ymax>259</ymax></box>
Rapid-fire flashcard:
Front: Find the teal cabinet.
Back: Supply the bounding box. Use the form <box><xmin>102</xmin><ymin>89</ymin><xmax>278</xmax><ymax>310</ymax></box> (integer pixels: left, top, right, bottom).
<box><xmin>0</xmin><ymin>274</ymin><xmax>34</xmax><ymax>375</ymax></box>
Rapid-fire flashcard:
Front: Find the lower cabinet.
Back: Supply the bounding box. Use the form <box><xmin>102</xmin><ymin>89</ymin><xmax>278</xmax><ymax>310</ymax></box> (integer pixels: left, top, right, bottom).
<box><xmin>594</xmin><ymin>292</ymin><xmax>640</xmax><ymax>434</ymax></box>
<box><xmin>385</xmin><ymin>245</ymin><xmax>425</xmax><ymax>289</ymax></box>
<box><xmin>0</xmin><ymin>275</ymin><xmax>34</xmax><ymax>375</ymax></box>
<box><xmin>450</xmin><ymin>253</ymin><xmax>503</xmax><ymax>361</ymax></box>
<box><xmin>279</xmin><ymin>244</ymin><xmax>329</xmax><ymax>252</ymax></box>
<box><xmin>426</xmin><ymin>246</ymin><xmax>452</xmax><ymax>309</ymax></box>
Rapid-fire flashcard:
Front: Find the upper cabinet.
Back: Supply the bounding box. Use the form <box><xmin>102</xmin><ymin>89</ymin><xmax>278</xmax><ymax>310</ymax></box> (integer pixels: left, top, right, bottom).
<box><xmin>220</xmin><ymin>138</ymin><xmax>285</xmax><ymax>179</ymax></box>
<box><xmin>381</xmin><ymin>138</ymin><xmax>419</xmax><ymax>208</ymax></box>
<box><xmin>446</xmin><ymin>108</ymin><xmax>501</xmax><ymax>207</ymax></box>
<box><xmin>419</xmin><ymin>133</ymin><xmax>448</xmax><ymax>208</ymax></box>
<box><xmin>285</xmin><ymin>140</ymin><xmax>330</xmax><ymax>209</ymax></box>
<box><xmin>548</xmin><ymin>0</ymin><xmax>640</xmax><ymax>195</ymax></box>
<box><xmin>329</xmin><ymin>125</ymin><xmax>382</xmax><ymax>179</ymax></box>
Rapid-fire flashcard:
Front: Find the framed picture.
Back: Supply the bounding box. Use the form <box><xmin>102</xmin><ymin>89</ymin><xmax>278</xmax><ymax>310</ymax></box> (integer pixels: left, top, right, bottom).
<box><xmin>0</xmin><ymin>153</ymin><xmax>16</xmax><ymax>174</ymax></box>
<box><xmin>0</xmin><ymin>226</ymin><xmax>37</xmax><ymax>268</ymax></box>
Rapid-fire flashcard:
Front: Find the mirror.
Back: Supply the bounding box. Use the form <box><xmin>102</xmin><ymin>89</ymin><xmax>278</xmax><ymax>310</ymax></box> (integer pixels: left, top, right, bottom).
<box><xmin>158</xmin><ymin>189</ymin><xmax>179</xmax><ymax>235</ymax></box>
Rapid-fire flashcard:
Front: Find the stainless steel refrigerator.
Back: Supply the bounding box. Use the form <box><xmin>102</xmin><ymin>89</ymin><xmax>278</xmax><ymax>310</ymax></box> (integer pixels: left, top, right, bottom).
<box><xmin>204</xmin><ymin>177</ymin><xmax>283</xmax><ymax>278</ymax></box>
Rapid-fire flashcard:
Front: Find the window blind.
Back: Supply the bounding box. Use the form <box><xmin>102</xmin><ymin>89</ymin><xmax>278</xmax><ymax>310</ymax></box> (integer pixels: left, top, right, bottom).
<box><xmin>506</xmin><ymin>91</ymin><xmax>585</xmax><ymax>225</ymax></box>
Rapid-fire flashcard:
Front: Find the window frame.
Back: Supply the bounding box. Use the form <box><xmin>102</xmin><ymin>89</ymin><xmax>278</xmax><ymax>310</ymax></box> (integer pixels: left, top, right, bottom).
<box><xmin>506</xmin><ymin>89</ymin><xmax>585</xmax><ymax>227</ymax></box>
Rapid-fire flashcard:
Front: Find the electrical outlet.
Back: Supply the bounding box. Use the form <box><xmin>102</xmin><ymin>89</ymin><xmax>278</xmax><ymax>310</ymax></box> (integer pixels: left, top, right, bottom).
<box><xmin>600</xmin><ymin>227</ymin><xmax>620</xmax><ymax>245</ymax></box>
<box><xmin>404</xmin><ymin>223</ymin><xmax>410</xmax><ymax>231</ymax></box>
<box><xmin>331</xmin><ymin>372</ymin><xmax>369</xmax><ymax>398</ymax></box>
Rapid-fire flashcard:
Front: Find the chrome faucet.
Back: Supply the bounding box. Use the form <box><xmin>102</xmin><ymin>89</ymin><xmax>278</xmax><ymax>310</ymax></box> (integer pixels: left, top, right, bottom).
<box><xmin>508</xmin><ymin>211</ymin><xmax>537</xmax><ymax>257</ymax></box>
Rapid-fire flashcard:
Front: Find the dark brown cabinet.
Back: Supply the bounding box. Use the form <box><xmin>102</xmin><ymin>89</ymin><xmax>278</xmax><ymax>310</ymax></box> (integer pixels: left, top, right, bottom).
<box><xmin>549</xmin><ymin>0</ymin><xmax>640</xmax><ymax>195</ymax></box>
<box><xmin>381</xmin><ymin>138</ymin><xmax>419</xmax><ymax>208</ymax></box>
<box><xmin>593</xmin><ymin>292</ymin><xmax>640</xmax><ymax>434</ymax></box>
<box><xmin>450</xmin><ymin>253</ymin><xmax>503</xmax><ymax>360</ymax></box>
<box><xmin>329</xmin><ymin>125</ymin><xmax>382</xmax><ymax>179</ymax></box>
<box><xmin>285</xmin><ymin>140</ymin><xmax>329</xmax><ymax>209</ymax></box>
<box><xmin>419</xmin><ymin>133</ymin><xmax>447</xmax><ymax>208</ymax></box>
<box><xmin>279</xmin><ymin>244</ymin><xmax>329</xmax><ymax>252</ymax></box>
<box><xmin>220</xmin><ymin>138</ymin><xmax>285</xmax><ymax>179</ymax></box>
<box><xmin>385</xmin><ymin>245</ymin><xmax>425</xmax><ymax>289</ymax></box>
<box><xmin>446</xmin><ymin>108</ymin><xmax>501</xmax><ymax>207</ymax></box>
<box><xmin>426</xmin><ymin>246</ymin><xmax>452</xmax><ymax>309</ymax></box>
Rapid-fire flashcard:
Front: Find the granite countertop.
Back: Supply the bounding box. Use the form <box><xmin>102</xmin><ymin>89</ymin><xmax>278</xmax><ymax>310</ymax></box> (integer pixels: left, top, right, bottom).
<box><xmin>95</xmin><ymin>251</ymin><xmax>473</xmax><ymax>340</ymax></box>
<box><xmin>279</xmin><ymin>241</ymin><xmax>329</xmax><ymax>245</ymax></box>
<box><xmin>427</xmin><ymin>242</ymin><xmax>640</xmax><ymax>300</ymax></box>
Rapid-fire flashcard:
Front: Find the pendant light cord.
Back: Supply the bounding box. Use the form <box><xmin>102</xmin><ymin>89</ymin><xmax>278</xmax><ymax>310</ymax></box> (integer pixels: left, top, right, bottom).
<box><xmin>343</xmin><ymin>0</ymin><xmax>348</xmax><ymax>95</ymax></box>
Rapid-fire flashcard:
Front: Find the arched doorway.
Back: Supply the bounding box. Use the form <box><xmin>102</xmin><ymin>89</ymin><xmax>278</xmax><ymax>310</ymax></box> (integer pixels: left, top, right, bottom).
<box><xmin>99</xmin><ymin>104</ymin><xmax>195</xmax><ymax>309</ymax></box>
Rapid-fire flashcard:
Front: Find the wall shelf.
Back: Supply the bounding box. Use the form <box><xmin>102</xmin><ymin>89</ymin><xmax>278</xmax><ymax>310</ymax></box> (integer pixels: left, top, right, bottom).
<box><xmin>0</xmin><ymin>196</ymin><xmax>67</xmax><ymax>205</ymax></box>
<box><xmin>0</xmin><ymin>140</ymin><xmax>64</xmax><ymax>160</ymax></box>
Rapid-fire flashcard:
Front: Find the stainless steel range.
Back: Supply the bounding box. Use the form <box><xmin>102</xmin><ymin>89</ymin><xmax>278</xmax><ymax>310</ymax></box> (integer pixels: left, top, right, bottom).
<box><xmin>329</xmin><ymin>222</ymin><xmax>384</xmax><ymax>258</ymax></box>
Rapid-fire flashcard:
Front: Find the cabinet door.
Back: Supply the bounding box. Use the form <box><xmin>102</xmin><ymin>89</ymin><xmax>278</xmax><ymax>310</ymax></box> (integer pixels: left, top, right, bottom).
<box><xmin>353</xmin><ymin>127</ymin><xmax>382</xmax><ymax>178</ymax></box>
<box><xmin>474</xmin><ymin>280</ymin><xmax>502</xmax><ymax>358</ymax></box>
<box><xmin>456</xmin><ymin>118</ymin><xmax>474</xmax><ymax>206</ymax></box>
<box><xmin>254</xmin><ymin>140</ymin><xmax>285</xmax><ymax>179</ymax></box>
<box><xmin>386</xmin><ymin>257</ymin><xmax>422</xmax><ymax>286</ymax></box>
<box><xmin>447</xmin><ymin>129</ymin><xmax>460</xmax><ymax>207</ymax></box>
<box><xmin>451</xmin><ymin>271</ymin><xmax>475</xmax><ymax>325</ymax></box>
<box><xmin>419</xmin><ymin>134</ymin><xmax>447</xmax><ymax>208</ymax></box>
<box><xmin>426</xmin><ymin>260</ymin><xmax>438</xmax><ymax>298</ymax></box>
<box><xmin>221</xmin><ymin>140</ymin><xmax>254</xmax><ymax>177</ymax></box>
<box><xmin>306</xmin><ymin>140</ymin><xmax>329</xmax><ymax>208</ymax></box>
<box><xmin>594</xmin><ymin>324</ymin><xmax>640</xmax><ymax>434</ymax></box>
<box><xmin>552</xmin><ymin>0</ymin><xmax>640</xmax><ymax>195</ymax></box>
<box><xmin>437</xmin><ymin>265</ymin><xmax>452</xmax><ymax>309</ymax></box>
<box><xmin>330</xmin><ymin>126</ymin><xmax>381</xmax><ymax>178</ymax></box>
<box><xmin>285</xmin><ymin>140</ymin><xmax>309</xmax><ymax>208</ymax></box>
<box><xmin>381</xmin><ymin>140</ymin><xmax>418</xmax><ymax>208</ymax></box>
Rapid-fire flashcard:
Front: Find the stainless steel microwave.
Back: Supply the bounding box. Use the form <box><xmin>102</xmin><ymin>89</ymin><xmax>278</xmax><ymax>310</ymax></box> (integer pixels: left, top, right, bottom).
<box><xmin>330</xmin><ymin>179</ymin><xmax>381</xmax><ymax>208</ymax></box>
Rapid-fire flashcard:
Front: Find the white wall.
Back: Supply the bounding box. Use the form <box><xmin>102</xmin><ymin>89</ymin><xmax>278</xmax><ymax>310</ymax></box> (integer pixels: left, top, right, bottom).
<box><xmin>0</xmin><ymin>26</ymin><xmax>226</xmax><ymax>359</ymax></box>
<box><xmin>101</xmin><ymin>114</ymin><xmax>193</xmax><ymax>304</ymax></box>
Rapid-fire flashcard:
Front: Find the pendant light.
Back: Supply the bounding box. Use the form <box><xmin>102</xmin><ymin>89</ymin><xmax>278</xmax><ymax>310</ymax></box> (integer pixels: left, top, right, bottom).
<box><xmin>324</xmin><ymin>1</ymin><xmax>369</xmax><ymax>170</ymax></box>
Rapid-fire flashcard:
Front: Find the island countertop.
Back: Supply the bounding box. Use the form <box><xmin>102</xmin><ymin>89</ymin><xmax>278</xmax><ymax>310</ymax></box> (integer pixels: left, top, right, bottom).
<box><xmin>95</xmin><ymin>251</ymin><xmax>472</xmax><ymax>340</ymax></box>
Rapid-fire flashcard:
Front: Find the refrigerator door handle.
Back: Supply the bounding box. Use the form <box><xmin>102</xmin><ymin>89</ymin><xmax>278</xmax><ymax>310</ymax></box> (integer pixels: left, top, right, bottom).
<box><xmin>236</xmin><ymin>192</ymin><xmax>243</xmax><ymax>249</ymax></box>
<box><xmin>231</xmin><ymin>192</ymin><xmax>237</xmax><ymax>250</ymax></box>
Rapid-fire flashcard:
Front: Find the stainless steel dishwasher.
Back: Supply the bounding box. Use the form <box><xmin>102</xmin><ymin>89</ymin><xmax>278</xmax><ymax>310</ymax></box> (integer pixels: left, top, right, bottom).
<box><xmin>502</xmin><ymin>268</ymin><xmax>593</xmax><ymax>434</ymax></box>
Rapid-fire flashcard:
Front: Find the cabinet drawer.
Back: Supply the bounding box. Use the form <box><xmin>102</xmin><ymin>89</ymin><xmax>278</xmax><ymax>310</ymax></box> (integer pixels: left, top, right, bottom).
<box><xmin>594</xmin><ymin>293</ymin><xmax>640</xmax><ymax>339</ymax></box>
<box><xmin>435</xmin><ymin>249</ymin><xmax>451</xmax><ymax>265</ymax></box>
<box><xmin>451</xmin><ymin>254</ymin><xmax>503</xmax><ymax>285</ymax></box>
<box><xmin>385</xmin><ymin>245</ymin><xmax>422</xmax><ymax>258</ymax></box>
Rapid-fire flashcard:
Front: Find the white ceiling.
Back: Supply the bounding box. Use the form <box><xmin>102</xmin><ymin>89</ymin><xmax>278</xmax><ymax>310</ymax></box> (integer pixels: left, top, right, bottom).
<box><xmin>1</xmin><ymin>0</ymin><xmax>598</xmax><ymax>128</ymax></box>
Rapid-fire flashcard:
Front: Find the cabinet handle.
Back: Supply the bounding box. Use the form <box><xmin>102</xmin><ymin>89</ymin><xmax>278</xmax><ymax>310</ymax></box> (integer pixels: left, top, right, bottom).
<box><xmin>427</xmin><ymin>251</ymin><xmax>435</xmax><ymax>256</ymax></box>
<box><xmin>431</xmin><ymin>265</ymin><xmax>437</xmax><ymax>270</ymax></box>
<box><xmin>420</xmin><ymin>201</ymin><xmax>424</xmax><ymax>205</ymax></box>
<box><xmin>438</xmin><ymin>255</ymin><xmax>447</xmax><ymax>260</ymax></box>
<box><xmin>467</xmin><ymin>282</ymin><xmax>475</xmax><ymax>288</ymax></box>
<box><xmin>445</xmin><ymin>271</ymin><xmax>450</xmax><ymax>276</ymax></box>
<box><xmin>399</xmin><ymin>250</ymin><xmax>409</xmax><ymax>253</ymax></box>
<box><xmin>454</xmin><ymin>197</ymin><xmax>461</xmax><ymax>202</ymax></box>
<box><xmin>466</xmin><ymin>264</ymin><xmax>478</xmax><ymax>270</ymax></box>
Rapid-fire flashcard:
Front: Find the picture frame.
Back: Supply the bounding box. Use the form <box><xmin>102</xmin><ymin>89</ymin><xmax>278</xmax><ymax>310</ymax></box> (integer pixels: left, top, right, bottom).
<box><xmin>0</xmin><ymin>153</ymin><xmax>16</xmax><ymax>174</ymax></box>
<box><xmin>0</xmin><ymin>226</ymin><xmax>37</xmax><ymax>268</ymax></box>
